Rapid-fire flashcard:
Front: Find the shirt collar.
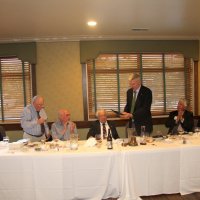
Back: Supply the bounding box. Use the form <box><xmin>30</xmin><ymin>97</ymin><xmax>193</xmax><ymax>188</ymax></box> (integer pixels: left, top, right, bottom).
<box><xmin>100</xmin><ymin>121</ymin><xmax>108</xmax><ymax>126</ymax></box>
<box><xmin>57</xmin><ymin>119</ymin><xmax>69</xmax><ymax>126</ymax></box>
<box><xmin>134</xmin><ymin>86</ymin><xmax>141</xmax><ymax>94</ymax></box>
<box><xmin>31</xmin><ymin>104</ymin><xmax>37</xmax><ymax>112</ymax></box>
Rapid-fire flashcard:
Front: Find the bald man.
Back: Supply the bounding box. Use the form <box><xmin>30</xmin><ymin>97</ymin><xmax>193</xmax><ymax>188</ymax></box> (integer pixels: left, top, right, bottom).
<box><xmin>51</xmin><ymin>109</ymin><xmax>77</xmax><ymax>141</ymax></box>
<box><xmin>87</xmin><ymin>109</ymin><xmax>119</xmax><ymax>140</ymax></box>
<box><xmin>21</xmin><ymin>95</ymin><xmax>50</xmax><ymax>142</ymax></box>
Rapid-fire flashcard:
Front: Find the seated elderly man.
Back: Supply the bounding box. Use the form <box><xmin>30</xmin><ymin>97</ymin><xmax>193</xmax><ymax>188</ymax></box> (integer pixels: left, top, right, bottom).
<box><xmin>165</xmin><ymin>98</ymin><xmax>194</xmax><ymax>134</ymax></box>
<box><xmin>51</xmin><ymin>109</ymin><xmax>77</xmax><ymax>141</ymax></box>
<box><xmin>87</xmin><ymin>109</ymin><xmax>119</xmax><ymax>139</ymax></box>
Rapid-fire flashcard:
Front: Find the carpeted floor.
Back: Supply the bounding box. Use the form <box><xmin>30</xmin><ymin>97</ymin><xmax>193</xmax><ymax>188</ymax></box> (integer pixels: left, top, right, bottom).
<box><xmin>141</xmin><ymin>192</ymin><xmax>200</xmax><ymax>200</ymax></box>
<box><xmin>103</xmin><ymin>193</ymin><xmax>200</xmax><ymax>200</ymax></box>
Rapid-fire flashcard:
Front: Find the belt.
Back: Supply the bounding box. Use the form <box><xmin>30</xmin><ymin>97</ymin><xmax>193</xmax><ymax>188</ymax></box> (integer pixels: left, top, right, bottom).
<box><xmin>25</xmin><ymin>132</ymin><xmax>44</xmax><ymax>138</ymax></box>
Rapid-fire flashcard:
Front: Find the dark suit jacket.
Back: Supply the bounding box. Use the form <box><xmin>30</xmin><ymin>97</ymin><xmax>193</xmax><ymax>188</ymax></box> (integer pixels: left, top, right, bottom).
<box><xmin>124</xmin><ymin>85</ymin><xmax>153</xmax><ymax>135</ymax></box>
<box><xmin>197</xmin><ymin>119</ymin><xmax>200</xmax><ymax>127</ymax></box>
<box><xmin>0</xmin><ymin>126</ymin><xmax>6</xmax><ymax>141</ymax></box>
<box><xmin>165</xmin><ymin>110</ymin><xmax>194</xmax><ymax>134</ymax></box>
<box><xmin>87</xmin><ymin>120</ymin><xmax>119</xmax><ymax>139</ymax></box>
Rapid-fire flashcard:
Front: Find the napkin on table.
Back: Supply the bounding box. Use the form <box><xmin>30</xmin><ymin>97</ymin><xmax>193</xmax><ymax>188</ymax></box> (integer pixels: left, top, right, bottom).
<box><xmin>84</xmin><ymin>137</ymin><xmax>97</xmax><ymax>147</ymax></box>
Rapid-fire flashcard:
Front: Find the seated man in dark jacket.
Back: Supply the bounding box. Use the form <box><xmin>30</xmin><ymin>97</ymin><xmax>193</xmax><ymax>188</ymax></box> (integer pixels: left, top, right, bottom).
<box><xmin>0</xmin><ymin>126</ymin><xmax>6</xmax><ymax>141</ymax></box>
<box><xmin>87</xmin><ymin>109</ymin><xmax>119</xmax><ymax>140</ymax></box>
<box><xmin>165</xmin><ymin>99</ymin><xmax>194</xmax><ymax>134</ymax></box>
<box><xmin>197</xmin><ymin>119</ymin><xmax>200</xmax><ymax>127</ymax></box>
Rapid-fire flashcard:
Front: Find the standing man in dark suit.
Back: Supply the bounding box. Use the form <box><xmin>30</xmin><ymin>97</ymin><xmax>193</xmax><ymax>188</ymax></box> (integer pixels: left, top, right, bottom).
<box><xmin>165</xmin><ymin>99</ymin><xmax>194</xmax><ymax>134</ymax></box>
<box><xmin>87</xmin><ymin>109</ymin><xmax>119</xmax><ymax>139</ymax></box>
<box><xmin>121</xmin><ymin>73</ymin><xmax>153</xmax><ymax>135</ymax></box>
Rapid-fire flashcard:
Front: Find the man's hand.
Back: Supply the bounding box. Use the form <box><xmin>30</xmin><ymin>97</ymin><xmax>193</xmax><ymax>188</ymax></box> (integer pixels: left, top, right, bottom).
<box><xmin>120</xmin><ymin>112</ymin><xmax>133</xmax><ymax>119</ymax></box>
<box><xmin>37</xmin><ymin>117</ymin><xmax>45</xmax><ymax>124</ymax></box>
<box><xmin>45</xmin><ymin>133</ymin><xmax>51</xmax><ymax>141</ymax></box>
<box><xmin>70</xmin><ymin>122</ymin><xmax>76</xmax><ymax>132</ymax></box>
<box><xmin>177</xmin><ymin>111</ymin><xmax>184</xmax><ymax>122</ymax></box>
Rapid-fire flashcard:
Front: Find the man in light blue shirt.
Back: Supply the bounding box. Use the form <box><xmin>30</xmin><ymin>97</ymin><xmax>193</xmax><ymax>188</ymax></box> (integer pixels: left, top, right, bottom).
<box><xmin>21</xmin><ymin>95</ymin><xmax>50</xmax><ymax>142</ymax></box>
<box><xmin>51</xmin><ymin>109</ymin><xmax>77</xmax><ymax>141</ymax></box>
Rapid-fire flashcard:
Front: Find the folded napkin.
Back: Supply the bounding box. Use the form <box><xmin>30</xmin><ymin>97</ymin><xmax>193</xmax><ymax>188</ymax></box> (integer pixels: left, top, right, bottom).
<box><xmin>85</xmin><ymin>137</ymin><xmax>97</xmax><ymax>147</ymax></box>
<box><xmin>164</xmin><ymin>138</ymin><xmax>173</xmax><ymax>143</ymax></box>
<box><xmin>17</xmin><ymin>138</ymin><xmax>30</xmax><ymax>145</ymax></box>
<box><xmin>9</xmin><ymin>142</ymin><xmax>24</xmax><ymax>150</ymax></box>
<box><xmin>0</xmin><ymin>141</ymin><xmax>8</xmax><ymax>149</ymax></box>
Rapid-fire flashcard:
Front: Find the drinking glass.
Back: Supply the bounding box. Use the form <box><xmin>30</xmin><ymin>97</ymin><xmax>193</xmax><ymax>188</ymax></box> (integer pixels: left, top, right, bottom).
<box><xmin>140</xmin><ymin>126</ymin><xmax>146</xmax><ymax>145</ymax></box>
<box><xmin>127</xmin><ymin>127</ymin><xmax>138</xmax><ymax>146</ymax></box>
<box><xmin>95</xmin><ymin>134</ymin><xmax>102</xmax><ymax>147</ymax></box>
<box><xmin>178</xmin><ymin>126</ymin><xmax>184</xmax><ymax>136</ymax></box>
<box><xmin>127</xmin><ymin>128</ymin><xmax>134</xmax><ymax>143</ymax></box>
<box><xmin>3</xmin><ymin>136</ymin><xmax>9</xmax><ymax>144</ymax></box>
<box><xmin>95</xmin><ymin>134</ymin><xmax>102</xmax><ymax>142</ymax></box>
<box><xmin>178</xmin><ymin>131</ymin><xmax>184</xmax><ymax>139</ymax></box>
<box><xmin>194</xmin><ymin>127</ymin><xmax>200</xmax><ymax>136</ymax></box>
<box><xmin>70</xmin><ymin>133</ymin><xmax>78</xmax><ymax>150</ymax></box>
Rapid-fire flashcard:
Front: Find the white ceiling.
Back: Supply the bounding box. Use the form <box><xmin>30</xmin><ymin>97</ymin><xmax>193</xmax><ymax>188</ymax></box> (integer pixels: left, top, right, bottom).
<box><xmin>1</xmin><ymin>0</ymin><xmax>200</xmax><ymax>43</ymax></box>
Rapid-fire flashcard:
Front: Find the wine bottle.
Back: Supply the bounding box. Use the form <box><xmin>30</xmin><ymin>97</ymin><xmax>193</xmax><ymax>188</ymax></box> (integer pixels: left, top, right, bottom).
<box><xmin>107</xmin><ymin>129</ymin><xmax>113</xmax><ymax>149</ymax></box>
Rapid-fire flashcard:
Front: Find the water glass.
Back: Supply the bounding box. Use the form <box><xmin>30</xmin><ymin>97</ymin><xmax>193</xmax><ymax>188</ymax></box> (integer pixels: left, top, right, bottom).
<box><xmin>127</xmin><ymin>128</ymin><xmax>134</xmax><ymax>143</ymax></box>
<box><xmin>194</xmin><ymin>127</ymin><xmax>200</xmax><ymax>136</ymax></box>
<box><xmin>3</xmin><ymin>136</ymin><xmax>9</xmax><ymax>144</ymax></box>
<box><xmin>70</xmin><ymin>133</ymin><xmax>78</xmax><ymax>150</ymax></box>
<box><xmin>127</xmin><ymin>127</ymin><xmax>138</xmax><ymax>146</ymax></box>
<box><xmin>140</xmin><ymin>126</ymin><xmax>146</xmax><ymax>145</ymax></box>
<box><xmin>95</xmin><ymin>134</ymin><xmax>102</xmax><ymax>147</ymax></box>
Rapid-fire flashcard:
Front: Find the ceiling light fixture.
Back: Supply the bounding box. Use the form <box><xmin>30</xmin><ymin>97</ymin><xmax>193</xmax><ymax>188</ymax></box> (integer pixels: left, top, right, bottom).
<box><xmin>87</xmin><ymin>21</ymin><xmax>97</xmax><ymax>27</ymax></box>
<box><xmin>132</xmin><ymin>28</ymin><xmax>149</xmax><ymax>31</ymax></box>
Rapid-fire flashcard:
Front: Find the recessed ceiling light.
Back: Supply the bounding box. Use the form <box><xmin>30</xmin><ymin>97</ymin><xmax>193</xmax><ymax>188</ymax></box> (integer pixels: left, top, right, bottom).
<box><xmin>87</xmin><ymin>21</ymin><xmax>97</xmax><ymax>27</ymax></box>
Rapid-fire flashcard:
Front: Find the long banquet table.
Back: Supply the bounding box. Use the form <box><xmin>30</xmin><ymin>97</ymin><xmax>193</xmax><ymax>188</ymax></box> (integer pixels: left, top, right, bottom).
<box><xmin>0</xmin><ymin>135</ymin><xmax>200</xmax><ymax>200</ymax></box>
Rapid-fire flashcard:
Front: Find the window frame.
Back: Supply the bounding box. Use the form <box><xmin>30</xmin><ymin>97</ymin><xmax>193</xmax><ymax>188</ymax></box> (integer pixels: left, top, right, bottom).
<box><xmin>83</xmin><ymin>53</ymin><xmax>198</xmax><ymax>120</ymax></box>
<box><xmin>0</xmin><ymin>56</ymin><xmax>36</xmax><ymax>122</ymax></box>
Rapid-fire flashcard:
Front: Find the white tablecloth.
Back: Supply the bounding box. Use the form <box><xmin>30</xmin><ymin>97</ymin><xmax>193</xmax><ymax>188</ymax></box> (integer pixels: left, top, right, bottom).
<box><xmin>120</xmin><ymin>147</ymin><xmax>180</xmax><ymax>198</ymax></box>
<box><xmin>180</xmin><ymin>145</ymin><xmax>200</xmax><ymax>195</ymax></box>
<box><xmin>0</xmin><ymin>151</ymin><xmax>121</xmax><ymax>200</ymax></box>
<box><xmin>0</xmin><ymin>135</ymin><xmax>200</xmax><ymax>200</ymax></box>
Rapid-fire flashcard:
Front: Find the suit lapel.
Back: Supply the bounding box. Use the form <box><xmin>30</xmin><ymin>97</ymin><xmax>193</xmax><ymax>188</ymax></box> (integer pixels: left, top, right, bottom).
<box><xmin>97</xmin><ymin>121</ymin><xmax>101</xmax><ymax>134</ymax></box>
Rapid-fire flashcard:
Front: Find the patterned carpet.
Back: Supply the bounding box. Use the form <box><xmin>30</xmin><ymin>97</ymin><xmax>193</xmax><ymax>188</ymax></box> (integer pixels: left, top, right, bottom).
<box><xmin>102</xmin><ymin>193</ymin><xmax>200</xmax><ymax>200</ymax></box>
<box><xmin>141</xmin><ymin>193</ymin><xmax>200</xmax><ymax>200</ymax></box>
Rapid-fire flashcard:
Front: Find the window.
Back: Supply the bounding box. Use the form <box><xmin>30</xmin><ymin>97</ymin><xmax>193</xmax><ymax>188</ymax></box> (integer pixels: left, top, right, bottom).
<box><xmin>0</xmin><ymin>57</ymin><xmax>32</xmax><ymax>121</ymax></box>
<box><xmin>87</xmin><ymin>53</ymin><xmax>193</xmax><ymax>119</ymax></box>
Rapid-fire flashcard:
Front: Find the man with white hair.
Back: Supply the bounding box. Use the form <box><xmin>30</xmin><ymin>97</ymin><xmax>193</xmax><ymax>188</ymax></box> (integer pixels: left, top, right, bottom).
<box><xmin>21</xmin><ymin>95</ymin><xmax>50</xmax><ymax>142</ymax></box>
<box><xmin>51</xmin><ymin>109</ymin><xmax>77</xmax><ymax>141</ymax></box>
<box><xmin>87</xmin><ymin>109</ymin><xmax>119</xmax><ymax>139</ymax></box>
<box><xmin>165</xmin><ymin>98</ymin><xmax>194</xmax><ymax>134</ymax></box>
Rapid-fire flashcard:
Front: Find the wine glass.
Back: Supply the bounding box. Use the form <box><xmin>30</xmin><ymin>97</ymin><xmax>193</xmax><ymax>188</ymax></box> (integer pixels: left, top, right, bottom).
<box><xmin>95</xmin><ymin>134</ymin><xmax>101</xmax><ymax>141</ymax></box>
<box><xmin>95</xmin><ymin>134</ymin><xmax>102</xmax><ymax>147</ymax></box>
<box><xmin>194</xmin><ymin>127</ymin><xmax>199</xmax><ymax>136</ymax></box>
